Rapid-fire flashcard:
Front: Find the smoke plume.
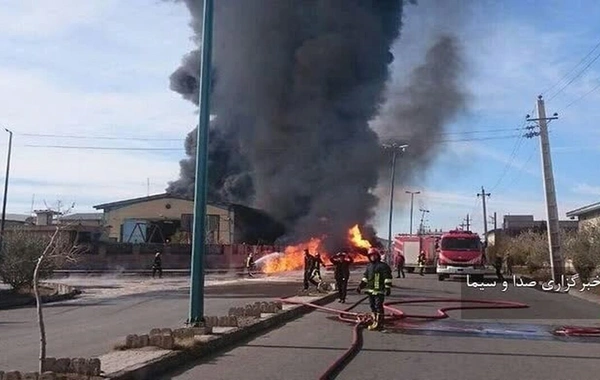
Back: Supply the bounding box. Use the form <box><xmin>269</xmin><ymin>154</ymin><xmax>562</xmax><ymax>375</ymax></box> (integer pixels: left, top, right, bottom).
<box><xmin>167</xmin><ymin>0</ymin><xmax>413</xmax><ymax>250</ymax></box>
<box><xmin>373</xmin><ymin>34</ymin><xmax>467</xmax><ymax>185</ymax></box>
<box><xmin>167</xmin><ymin>0</ymin><xmax>467</xmax><ymax>251</ymax></box>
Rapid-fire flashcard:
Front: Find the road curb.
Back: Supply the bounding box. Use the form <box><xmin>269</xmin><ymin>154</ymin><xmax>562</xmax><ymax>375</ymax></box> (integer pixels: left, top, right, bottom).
<box><xmin>106</xmin><ymin>292</ymin><xmax>338</xmax><ymax>380</ymax></box>
<box><xmin>0</xmin><ymin>283</ymin><xmax>81</xmax><ymax>310</ymax></box>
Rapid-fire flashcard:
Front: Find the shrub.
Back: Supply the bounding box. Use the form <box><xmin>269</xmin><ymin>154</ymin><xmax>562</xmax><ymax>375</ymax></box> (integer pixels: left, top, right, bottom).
<box><xmin>0</xmin><ymin>229</ymin><xmax>57</xmax><ymax>290</ymax></box>
<box><xmin>566</xmin><ymin>226</ymin><xmax>600</xmax><ymax>282</ymax></box>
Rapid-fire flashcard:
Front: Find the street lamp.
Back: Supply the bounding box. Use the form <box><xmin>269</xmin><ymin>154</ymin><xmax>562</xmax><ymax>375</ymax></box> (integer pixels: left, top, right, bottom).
<box><xmin>382</xmin><ymin>142</ymin><xmax>408</xmax><ymax>264</ymax></box>
<box><xmin>189</xmin><ymin>0</ymin><xmax>214</xmax><ymax>327</ymax></box>
<box><xmin>405</xmin><ymin>190</ymin><xmax>420</xmax><ymax>235</ymax></box>
<box><xmin>0</xmin><ymin>128</ymin><xmax>13</xmax><ymax>247</ymax></box>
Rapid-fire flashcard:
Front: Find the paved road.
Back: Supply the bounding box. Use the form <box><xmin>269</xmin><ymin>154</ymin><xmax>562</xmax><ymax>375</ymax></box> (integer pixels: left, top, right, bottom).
<box><xmin>165</xmin><ymin>273</ymin><xmax>600</xmax><ymax>380</ymax></box>
<box><xmin>0</xmin><ymin>273</ymin><xmax>309</xmax><ymax>372</ymax></box>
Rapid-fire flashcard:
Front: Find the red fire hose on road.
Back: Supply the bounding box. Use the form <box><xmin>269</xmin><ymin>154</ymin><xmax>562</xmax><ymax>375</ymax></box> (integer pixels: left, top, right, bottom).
<box><xmin>553</xmin><ymin>326</ymin><xmax>600</xmax><ymax>337</ymax></box>
<box><xmin>280</xmin><ymin>295</ymin><xmax>532</xmax><ymax>380</ymax></box>
<box><xmin>384</xmin><ymin>298</ymin><xmax>529</xmax><ymax>320</ymax></box>
<box><xmin>281</xmin><ymin>294</ymin><xmax>600</xmax><ymax>379</ymax></box>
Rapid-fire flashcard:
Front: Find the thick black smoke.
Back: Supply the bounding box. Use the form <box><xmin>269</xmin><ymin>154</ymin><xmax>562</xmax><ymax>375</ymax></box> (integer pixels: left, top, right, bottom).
<box><xmin>167</xmin><ymin>0</ymin><xmax>412</xmax><ymax>250</ymax></box>
<box><xmin>373</xmin><ymin>34</ymin><xmax>467</xmax><ymax>185</ymax></box>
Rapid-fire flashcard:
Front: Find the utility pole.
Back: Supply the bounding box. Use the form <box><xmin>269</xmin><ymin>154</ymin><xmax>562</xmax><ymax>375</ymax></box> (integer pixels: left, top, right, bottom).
<box><xmin>463</xmin><ymin>214</ymin><xmax>470</xmax><ymax>231</ymax></box>
<box><xmin>405</xmin><ymin>190</ymin><xmax>420</xmax><ymax>235</ymax></box>
<box><xmin>418</xmin><ymin>208</ymin><xmax>429</xmax><ymax>235</ymax></box>
<box><xmin>489</xmin><ymin>212</ymin><xmax>497</xmax><ymax>231</ymax></box>
<box><xmin>526</xmin><ymin>95</ymin><xmax>563</xmax><ymax>282</ymax></box>
<box><xmin>489</xmin><ymin>212</ymin><xmax>497</xmax><ymax>245</ymax></box>
<box><xmin>0</xmin><ymin>128</ymin><xmax>13</xmax><ymax>247</ymax></box>
<box><xmin>477</xmin><ymin>187</ymin><xmax>490</xmax><ymax>245</ymax></box>
<box><xmin>383</xmin><ymin>142</ymin><xmax>408</xmax><ymax>265</ymax></box>
<box><xmin>189</xmin><ymin>0</ymin><xmax>214</xmax><ymax>327</ymax></box>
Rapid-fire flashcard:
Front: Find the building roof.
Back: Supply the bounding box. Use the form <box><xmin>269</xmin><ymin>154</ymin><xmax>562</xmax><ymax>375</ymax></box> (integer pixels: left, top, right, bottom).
<box><xmin>61</xmin><ymin>213</ymin><xmax>104</xmax><ymax>220</ymax></box>
<box><xmin>4</xmin><ymin>213</ymin><xmax>31</xmax><ymax>223</ymax></box>
<box><xmin>566</xmin><ymin>201</ymin><xmax>600</xmax><ymax>218</ymax></box>
<box><xmin>93</xmin><ymin>193</ymin><xmax>231</xmax><ymax>211</ymax></box>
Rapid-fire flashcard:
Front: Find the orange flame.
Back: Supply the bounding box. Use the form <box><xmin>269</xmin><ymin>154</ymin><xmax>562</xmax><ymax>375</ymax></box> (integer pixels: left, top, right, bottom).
<box><xmin>260</xmin><ymin>224</ymin><xmax>373</xmax><ymax>273</ymax></box>
<box><xmin>262</xmin><ymin>237</ymin><xmax>323</xmax><ymax>274</ymax></box>
<box><xmin>348</xmin><ymin>224</ymin><xmax>371</xmax><ymax>249</ymax></box>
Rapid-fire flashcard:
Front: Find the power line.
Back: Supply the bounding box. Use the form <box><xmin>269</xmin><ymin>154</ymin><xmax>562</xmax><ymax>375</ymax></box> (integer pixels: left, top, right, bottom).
<box><xmin>546</xmin><ymin>47</ymin><xmax>600</xmax><ymax>101</ymax></box>
<box><xmin>434</xmin><ymin>127</ymin><xmax>527</xmax><ymax>135</ymax></box>
<box><xmin>499</xmin><ymin>145</ymin><xmax>538</xmax><ymax>192</ymax></box>
<box><xmin>488</xmin><ymin>106</ymin><xmax>536</xmax><ymax>192</ymax></box>
<box><xmin>562</xmin><ymin>80</ymin><xmax>600</xmax><ymax>110</ymax></box>
<box><xmin>489</xmin><ymin>135</ymin><xmax>525</xmax><ymax>192</ymax></box>
<box><xmin>19</xmin><ymin>134</ymin><xmax>523</xmax><ymax>151</ymax></box>
<box><xmin>542</xmin><ymin>38</ymin><xmax>600</xmax><ymax>96</ymax></box>
<box><xmin>17</xmin><ymin>132</ymin><xmax>184</xmax><ymax>141</ymax></box>
<box><xmin>22</xmin><ymin>144</ymin><xmax>183</xmax><ymax>151</ymax></box>
<box><xmin>18</xmin><ymin>128</ymin><xmax>525</xmax><ymax>141</ymax></box>
<box><xmin>437</xmin><ymin>134</ymin><xmax>522</xmax><ymax>143</ymax></box>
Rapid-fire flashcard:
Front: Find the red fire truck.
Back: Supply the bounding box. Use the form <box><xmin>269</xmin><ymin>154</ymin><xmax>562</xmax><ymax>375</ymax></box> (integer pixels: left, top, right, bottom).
<box><xmin>436</xmin><ymin>230</ymin><xmax>488</xmax><ymax>281</ymax></box>
<box><xmin>392</xmin><ymin>234</ymin><xmax>440</xmax><ymax>274</ymax></box>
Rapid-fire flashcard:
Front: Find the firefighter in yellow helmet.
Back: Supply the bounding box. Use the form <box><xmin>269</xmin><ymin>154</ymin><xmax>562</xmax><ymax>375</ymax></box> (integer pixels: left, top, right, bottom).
<box><xmin>356</xmin><ymin>247</ymin><xmax>393</xmax><ymax>331</ymax></box>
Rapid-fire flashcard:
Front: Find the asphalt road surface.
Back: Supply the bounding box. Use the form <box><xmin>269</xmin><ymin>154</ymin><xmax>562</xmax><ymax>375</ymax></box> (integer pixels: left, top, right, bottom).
<box><xmin>0</xmin><ymin>273</ymin><xmax>308</xmax><ymax>372</ymax></box>
<box><xmin>164</xmin><ymin>272</ymin><xmax>600</xmax><ymax>380</ymax></box>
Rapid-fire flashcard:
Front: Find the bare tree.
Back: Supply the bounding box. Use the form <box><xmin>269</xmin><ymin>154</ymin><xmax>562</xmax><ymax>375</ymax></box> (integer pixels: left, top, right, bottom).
<box><xmin>32</xmin><ymin>223</ymin><xmax>86</xmax><ymax>372</ymax></box>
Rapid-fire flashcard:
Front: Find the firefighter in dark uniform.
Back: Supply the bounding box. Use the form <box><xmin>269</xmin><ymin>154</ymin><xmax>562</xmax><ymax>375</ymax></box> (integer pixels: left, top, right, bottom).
<box><xmin>494</xmin><ymin>254</ymin><xmax>505</xmax><ymax>282</ymax></box>
<box><xmin>303</xmin><ymin>249</ymin><xmax>318</xmax><ymax>290</ymax></box>
<box><xmin>152</xmin><ymin>252</ymin><xmax>162</xmax><ymax>279</ymax></box>
<box><xmin>245</xmin><ymin>252</ymin><xmax>255</xmax><ymax>278</ymax></box>
<box><xmin>417</xmin><ymin>250</ymin><xmax>426</xmax><ymax>276</ymax></box>
<box><xmin>331</xmin><ymin>251</ymin><xmax>353</xmax><ymax>303</ymax></box>
<box><xmin>357</xmin><ymin>248</ymin><xmax>393</xmax><ymax>331</ymax></box>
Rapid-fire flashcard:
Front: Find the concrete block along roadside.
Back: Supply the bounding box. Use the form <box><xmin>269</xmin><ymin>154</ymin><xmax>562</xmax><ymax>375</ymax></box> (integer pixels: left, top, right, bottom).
<box><xmin>102</xmin><ymin>291</ymin><xmax>337</xmax><ymax>380</ymax></box>
<box><xmin>0</xmin><ymin>283</ymin><xmax>81</xmax><ymax>311</ymax></box>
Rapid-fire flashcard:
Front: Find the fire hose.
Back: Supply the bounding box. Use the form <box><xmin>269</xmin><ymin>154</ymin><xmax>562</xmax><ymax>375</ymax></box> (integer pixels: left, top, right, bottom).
<box><xmin>553</xmin><ymin>326</ymin><xmax>600</xmax><ymax>337</ymax></box>
<box><xmin>280</xmin><ymin>295</ymin><xmax>532</xmax><ymax>380</ymax></box>
<box><xmin>281</xmin><ymin>294</ymin><xmax>600</xmax><ymax>379</ymax></box>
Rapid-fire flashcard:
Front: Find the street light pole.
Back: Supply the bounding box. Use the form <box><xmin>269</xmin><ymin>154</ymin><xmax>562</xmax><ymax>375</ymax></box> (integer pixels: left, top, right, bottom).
<box><xmin>383</xmin><ymin>143</ymin><xmax>407</xmax><ymax>264</ymax></box>
<box><xmin>189</xmin><ymin>0</ymin><xmax>214</xmax><ymax>326</ymax></box>
<box><xmin>0</xmin><ymin>128</ymin><xmax>13</xmax><ymax>247</ymax></box>
<box><xmin>405</xmin><ymin>191</ymin><xmax>420</xmax><ymax>235</ymax></box>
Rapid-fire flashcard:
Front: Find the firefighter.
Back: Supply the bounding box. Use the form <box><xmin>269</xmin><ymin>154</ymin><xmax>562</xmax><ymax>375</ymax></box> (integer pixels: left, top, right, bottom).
<box><xmin>493</xmin><ymin>254</ymin><xmax>505</xmax><ymax>282</ymax></box>
<box><xmin>395</xmin><ymin>253</ymin><xmax>405</xmax><ymax>278</ymax></box>
<box><xmin>152</xmin><ymin>251</ymin><xmax>162</xmax><ymax>279</ymax></box>
<box><xmin>331</xmin><ymin>251</ymin><xmax>353</xmax><ymax>303</ymax></box>
<box><xmin>303</xmin><ymin>249</ymin><xmax>318</xmax><ymax>290</ymax></box>
<box><xmin>310</xmin><ymin>252</ymin><xmax>325</xmax><ymax>290</ymax></box>
<box><xmin>245</xmin><ymin>252</ymin><xmax>255</xmax><ymax>278</ymax></box>
<box><xmin>356</xmin><ymin>248</ymin><xmax>393</xmax><ymax>331</ymax></box>
<box><xmin>505</xmin><ymin>253</ymin><xmax>514</xmax><ymax>276</ymax></box>
<box><xmin>417</xmin><ymin>250</ymin><xmax>426</xmax><ymax>276</ymax></box>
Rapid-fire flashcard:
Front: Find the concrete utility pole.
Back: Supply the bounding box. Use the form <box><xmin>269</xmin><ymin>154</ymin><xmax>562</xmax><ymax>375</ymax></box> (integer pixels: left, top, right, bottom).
<box><xmin>383</xmin><ymin>143</ymin><xmax>408</xmax><ymax>264</ymax></box>
<box><xmin>405</xmin><ymin>190</ymin><xmax>420</xmax><ymax>235</ymax></box>
<box><xmin>189</xmin><ymin>0</ymin><xmax>214</xmax><ymax>327</ymax></box>
<box><xmin>490</xmin><ymin>212</ymin><xmax>497</xmax><ymax>231</ymax></box>
<box><xmin>0</xmin><ymin>128</ymin><xmax>13</xmax><ymax>247</ymax></box>
<box><xmin>527</xmin><ymin>95</ymin><xmax>563</xmax><ymax>282</ymax></box>
<box><xmin>477</xmin><ymin>187</ymin><xmax>490</xmax><ymax>245</ymax></box>
<box><xmin>489</xmin><ymin>212</ymin><xmax>497</xmax><ymax>244</ymax></box>
<box><xmin>418</xmin><ymin>208</ymin><xmax>429</xmax><ymax>234</ymax></box>
<box><xmin>463</xmin><ymin>214</ymin><xmax>470</xmax><ymax>231</ymax></box>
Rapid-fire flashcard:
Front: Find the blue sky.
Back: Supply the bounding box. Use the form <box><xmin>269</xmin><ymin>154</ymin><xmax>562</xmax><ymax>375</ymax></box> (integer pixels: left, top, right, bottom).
<box><xmin>1</xmin><ymin>0</ymin><xmax>599</xmax><ymax>239</ymax></box>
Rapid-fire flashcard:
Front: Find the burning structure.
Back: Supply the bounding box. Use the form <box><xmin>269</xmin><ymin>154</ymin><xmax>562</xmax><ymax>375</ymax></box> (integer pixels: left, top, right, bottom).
<box><xmin>166</xmin><ymin>0</ymin><xmax>467</xmax><ymax>271</ymax></box>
